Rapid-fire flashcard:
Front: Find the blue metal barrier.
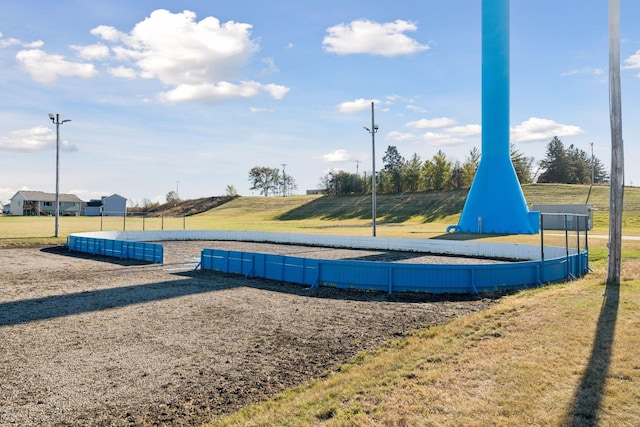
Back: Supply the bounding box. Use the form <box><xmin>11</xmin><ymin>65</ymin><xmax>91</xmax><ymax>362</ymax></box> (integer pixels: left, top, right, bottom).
<box><xmin>67</xmin><ymin>235</ymin><xmax>163</xmax><ymax>264</ymax></box>
<box><xmin>200</xmin><ymin>248</ymin><xmax>588</xmax><ymax>294</ymax></box>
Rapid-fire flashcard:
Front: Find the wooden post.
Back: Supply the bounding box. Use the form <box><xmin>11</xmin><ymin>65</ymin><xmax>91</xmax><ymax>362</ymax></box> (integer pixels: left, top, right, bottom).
<box><xmin>608</xmin><ymin>0</ymin><xmax>624</xmax><ymax>285</ymax></box>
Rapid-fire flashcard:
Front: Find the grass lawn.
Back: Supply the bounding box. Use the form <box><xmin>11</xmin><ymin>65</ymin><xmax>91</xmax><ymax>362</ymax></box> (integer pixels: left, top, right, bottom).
<box><xmin>1</xmin><ymin>183</ymin><xmax>639</xmax><ymax>425</ymax></box>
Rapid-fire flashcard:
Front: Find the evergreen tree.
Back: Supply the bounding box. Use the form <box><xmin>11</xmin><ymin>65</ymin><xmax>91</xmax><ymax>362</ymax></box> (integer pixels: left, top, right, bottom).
<box><xmin>589</xmin><ymin>156</ymin><xmax>609</xmax><ymax>183</ymax></box>
<box><xmin>538</xmin><ymin>136</ymin><xmax>569</xmax><ymax>183</ymax></box>
<box><xmin>381</xmin><ymin>145</ymin><xmax>406</xmax><ymax>193</ymax></box>
<box><xmin>422</xmin><ymin>150</ymin><xmax>452</xmax><ymax>190</ymax></box>
<box><xmin>510</xmin><ymin>143</ymin><xmax>534</xmax><ymax>184</ymax></box>
<box><xmin>538</xmin><ymin>137</ymin><xmax>608</xmax><ymax>184</ymax></box>
<box><xmin>566</xmin><ymin>144</ymin><xmax>591</xmax><ymax>184</ymax></box>
<box><xmin>459</xmin><ymin>147</ymin><xmax>480</xmax><ymax>189</ymax></box>
<box><xmin>447</xmin><ymin>161</ymin><xmax>465</xmax><ymax>189</ymax></box>
<box><xmin>402</xmin><ymin>153</ymin><xmax>422</xmax><ymax>192</ymax></box>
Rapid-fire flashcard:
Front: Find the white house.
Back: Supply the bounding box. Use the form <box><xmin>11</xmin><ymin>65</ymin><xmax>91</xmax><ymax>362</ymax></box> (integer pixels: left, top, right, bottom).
<box><xmin>83</xmin><ymin>194</ymin><xmax>127</xmax><ymax>216</ymax></box>
<box><xmin>9</xmin><ymin>191</ymin><xmax>83</xmax><ymax>216</ymax></box>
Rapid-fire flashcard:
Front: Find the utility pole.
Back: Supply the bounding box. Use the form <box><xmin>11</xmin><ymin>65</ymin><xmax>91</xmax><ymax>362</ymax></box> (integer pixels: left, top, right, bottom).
<box><xmin>590</xmin><ymin>142</ymin><xmax>595</xmax><ymax>185</ymax></box>
<box><xmin>48</xmin><ymin>113</ymin><xmax>71</xmax><ymax>238</ymax></box>
<box><xmin>363</xmin><ymin>102</ymin><xmax>378</xmax><ymax>237</ymax></box>
<box><xmin>608</xmin><ymin>0</ymin><xmax>624</xmax><ymax>285</ymax></box>
<box><xmin>586</xmin><ymin>142</ymin><xmax>595</xmax><ymax>204</ymax></box>
<box><xmin>281</xmin><ymin>163</ymin><xmax>287</xmax><ymax>197</ymax></box>
<box><xmin>355</xmin><ymin>160</ymin><xmax>360</xmax><ymax>176</ymax></box>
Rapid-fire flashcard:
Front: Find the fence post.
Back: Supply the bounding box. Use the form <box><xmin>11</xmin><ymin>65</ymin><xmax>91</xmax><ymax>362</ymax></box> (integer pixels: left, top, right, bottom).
<box><xmin>540</xmin><ymin>213</ymin><xmax>545</xmax><ymax>261</ymax></box>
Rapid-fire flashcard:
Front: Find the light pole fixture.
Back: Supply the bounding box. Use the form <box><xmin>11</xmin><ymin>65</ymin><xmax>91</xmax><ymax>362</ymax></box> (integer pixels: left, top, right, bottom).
<box><xmin>363</xmin><ymin>102</ymin><xmax>378</xmax><ymax>237</ymax></box>
<box><xmin>48</xmin><ymin>113</ymin><xmax>71</xmax><ymax>238</ymax></box>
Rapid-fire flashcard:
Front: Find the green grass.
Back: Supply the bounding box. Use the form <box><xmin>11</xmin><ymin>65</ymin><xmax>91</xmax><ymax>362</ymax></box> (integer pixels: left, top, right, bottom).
<box><xmin>2</xmin><ymin>184</ymin><xmax>640</xmax><ymax>247</ymax></box>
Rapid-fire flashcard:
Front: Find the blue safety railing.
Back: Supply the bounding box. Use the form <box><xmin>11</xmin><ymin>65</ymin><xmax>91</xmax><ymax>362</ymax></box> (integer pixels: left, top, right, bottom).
<box><xmin>200</xmin><ymin>248</ymin><xmax>588</xmax><ymax>294</ymax></box>
<box><xmin>67</xmin><ymin>235</ymin><xmax>163</xmax><ymax>264</ymax></box>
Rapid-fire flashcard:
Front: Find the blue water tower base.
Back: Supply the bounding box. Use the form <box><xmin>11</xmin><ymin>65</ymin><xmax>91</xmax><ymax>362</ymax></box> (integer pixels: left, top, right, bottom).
<box><xmin>455</xmin><ymin>157</ymin><xmax>539</xmax><ymax>234</ymax></box>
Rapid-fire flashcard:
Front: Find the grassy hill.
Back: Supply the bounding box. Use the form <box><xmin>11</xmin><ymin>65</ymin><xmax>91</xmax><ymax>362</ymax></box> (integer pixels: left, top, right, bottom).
<box><xmin>195</xmin><ymin>184</ymin><xmax>639</xmax><ymax>230</ymax></box>
<box><xmin>2</xmin><ymin>183</ymin><xmax>639</xmax><ymax>245</ymax></box>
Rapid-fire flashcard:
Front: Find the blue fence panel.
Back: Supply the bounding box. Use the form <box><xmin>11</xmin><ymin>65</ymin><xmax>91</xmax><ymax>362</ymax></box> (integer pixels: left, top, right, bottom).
<box><xmin>199</xmin><ymin>247</ymin><xmax>588</xmax><ymax>295</ymax></box>
<box><xmin>67</xmin><ymin>236</ymin><xmax>163</xmax><ymax>264</ymax></box>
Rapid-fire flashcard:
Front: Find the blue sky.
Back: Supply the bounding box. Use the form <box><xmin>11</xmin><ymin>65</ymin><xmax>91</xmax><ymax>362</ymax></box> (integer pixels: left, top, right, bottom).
<box><xmin>1</xmin><ymin>0</ymin><xmax>639</xmax><ymax>206</ymax></box>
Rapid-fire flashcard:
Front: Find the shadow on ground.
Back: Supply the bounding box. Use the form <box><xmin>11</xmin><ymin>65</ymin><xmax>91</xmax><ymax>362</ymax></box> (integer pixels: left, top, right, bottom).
<box><xmin>275</xmin><ymin>191</ymin><xmax>467</xmax><ymax>223</ymax></box>
<box><xmin>564</xmin><ymin>280</ymin><xmax>620</xmax><ymax>425</ymax></box>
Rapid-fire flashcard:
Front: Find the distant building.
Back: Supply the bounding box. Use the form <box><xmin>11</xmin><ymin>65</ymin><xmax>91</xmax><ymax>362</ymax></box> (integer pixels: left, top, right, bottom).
<box><xmin>306</xmin><ymin>189</ymin><xmax>327</xmax><ymax>195</ymax></box>
<box><xmin>2</xmin><ymin>203</ymin><xmax>9</xmax><ymax>215</ymax></box>
<box><xmin>83</xmin><ymin>199</ymin><xmax>103</xmax><ymax>216</ymax></box>
<box><xmin>83</xmin><ymin>194</ymin><xmax>127</xmax><ymax>216</ymax></box>
<box><xmin>9</xmin><ymin>191</ymin><xmax>83</xmax><ymax>216</ymax></box>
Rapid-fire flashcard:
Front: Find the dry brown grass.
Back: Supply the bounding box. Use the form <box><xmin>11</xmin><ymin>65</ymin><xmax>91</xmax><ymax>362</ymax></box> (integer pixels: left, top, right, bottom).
<box><xmin>210</xmin><ymin>259</ymin><xmax>640</xmax><ymax>426</ymax></box>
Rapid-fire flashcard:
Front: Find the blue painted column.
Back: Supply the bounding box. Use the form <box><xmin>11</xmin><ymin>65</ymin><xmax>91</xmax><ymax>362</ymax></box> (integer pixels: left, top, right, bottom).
<box><xmin>456</xmin><ymin>0</ymin><xmax>539</xmax><ymax>234</ymax></box>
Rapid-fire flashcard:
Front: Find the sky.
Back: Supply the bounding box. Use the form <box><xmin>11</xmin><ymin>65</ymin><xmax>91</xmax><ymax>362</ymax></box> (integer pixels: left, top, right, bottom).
<box><xmin>1</xmin><ymin>0</ymin><xmax>640</xmax><ymax>206</ymax></box>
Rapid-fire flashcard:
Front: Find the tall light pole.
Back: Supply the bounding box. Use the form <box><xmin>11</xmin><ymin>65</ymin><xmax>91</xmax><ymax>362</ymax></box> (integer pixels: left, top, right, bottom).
<box><xmin>281</xmin><ymin>163</ymin><xmax>287</xmax><ymax>197</ymax></box>
<box><xmin>363</xmin><ymin>102</ymin><xmax>378</xmax><ymax>237</ymax></box>
<box><xmin>48</xmin><ymin>113</ymin><xmax>71</xmax><ymax>238</ymax></box>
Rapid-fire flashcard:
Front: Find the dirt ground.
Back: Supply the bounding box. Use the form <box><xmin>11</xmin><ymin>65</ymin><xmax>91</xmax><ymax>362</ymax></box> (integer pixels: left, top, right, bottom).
<box><xmin>0</xmin><ymin>242</ymin><xmax>498</xmax><ymax>426</ymax></box>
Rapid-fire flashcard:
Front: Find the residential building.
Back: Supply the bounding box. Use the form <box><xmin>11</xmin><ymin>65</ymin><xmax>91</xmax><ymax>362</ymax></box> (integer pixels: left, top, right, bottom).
<box><xmin>9</xmin><ymin>191</ymin><xmax>83</xmax><ymax>216</ymax></box>
<box><xmin>83</xmin><ymin>194</ymin><xmax>127</xmax><ymax>216</ymax></box>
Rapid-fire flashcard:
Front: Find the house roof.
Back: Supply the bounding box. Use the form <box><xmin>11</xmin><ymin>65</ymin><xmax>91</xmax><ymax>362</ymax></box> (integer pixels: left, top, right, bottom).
<box><xmin>104</xmin><ymin>193</ymin><xmax>127</xmax><ymax>201</ymax></box>
<box><xmin>12</xmin><ymin>190</ymin><xmax>84</xmax><ymax>203</ymax></box>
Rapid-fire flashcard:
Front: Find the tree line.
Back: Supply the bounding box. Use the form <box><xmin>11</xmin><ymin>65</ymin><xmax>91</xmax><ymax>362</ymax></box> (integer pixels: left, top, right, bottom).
<box><xmin>319</xmin><ymin>136</ymin><xmax>608</xmax><ymax>196</ymax></box>
<box><xmin>246</xmin><ymin>136</ymin><xmax>608</xmax><ymax>197</ymax></box>
<box><xmin>247</xmin><ymin>166</ymin><xmax>298</xmax><ymax>197</ymax></box>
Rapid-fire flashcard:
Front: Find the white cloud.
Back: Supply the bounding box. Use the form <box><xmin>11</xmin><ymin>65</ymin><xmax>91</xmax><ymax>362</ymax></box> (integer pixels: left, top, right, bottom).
<box><xmin>261</xmin><ymin>57</ymin><xmax>279</xmax><ymax>75</ymax></box>
<box><xmin>108</xmin><ymin>66</ymin><xmax>138</xmax><ymax>78</ymax></box>
<box><xmin>90</xmin><ymin>25</ymin><xmax>126</xmax><ymax>43</ymax></box>
<box><xmin>443</xmin><ymin>124</ymin><xmax>481</xmax><ymax>137</ymax></box>
<box><xmin>94</xmin><ymin>9</ymin><xmax>258</xmax><ymax>86</ymax></box>
<box><xmin>262</xmin><ymin>83</ymin><xmax>290</xmax><ymax>99</ymax></box>
<box><xmin>560</xmin><ymin>67</ymin><xmax>605</xmax><ymax>77</ymax></box>
<box><xmin>386</xmin><ymin>131</ymin><xmax>419</xmax><ymax>142</ymax></box>
<box><xmin>88</xmin><ymin>9</ymin><xmax>288</xmax><ymax>103</ymax></box>
<box><xmin>158</xmin><ymin>81</ymin><xmax>287</xmax><ymax>104</ymax></box>
<box><xmin>321</xmin><ymin>149</ymin><xmax>351</xmax><ymax>162</ymax></box>
<box><xmin>623</xmin><ymin>50</ymin><xmax>640</xmax><ymax>70</ymax></box>
<box><xmin>15</xmin><ymin>49</ymin><xmax>97</xmax><ymax>83</ymax></box>
<box><xmin>71</xmin><ymin>43</ymin><xmax>110</xmax><ymax>60</ymax></box>
<box><xmin>422</xmin><ymin>132</ymin><xmax>464</xmax><ymax>146</ymax></box>
<box><xmin>406</xmin><ymin>117</ymin><xmax>455</xmax><ymax>129</ymax></box>
<box><xmin>0</xmin><ymin>126</ymin><xmax>78</xmax><ymax>152</ymax></box>
<box><xmin>323</xmin><ymin>19</ymin><xmax>429</xmax><ymax>56</ymax></box>
<box><xmin>510</xmin><ymin>117</ymin><xmax>584</xmax><ymax>143</ymax></box>
<box><xmin>159</xmin><ymin>81</ymin><xmax>260</xmax><ymax>103</ymax></box>
<box><xmin>337</xmin><ymin>98</ymin><xmax>380</xmax><ymax>113</ymax></box>
<box><xmin>406</xmin><ymin>104</ymin><xmax>427</xmax><ymax>114</ymax></box>
<box><xmin>0</xmin><ymin>33</ymin><xmax>43</xmax><ymax>49</ymax></box>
